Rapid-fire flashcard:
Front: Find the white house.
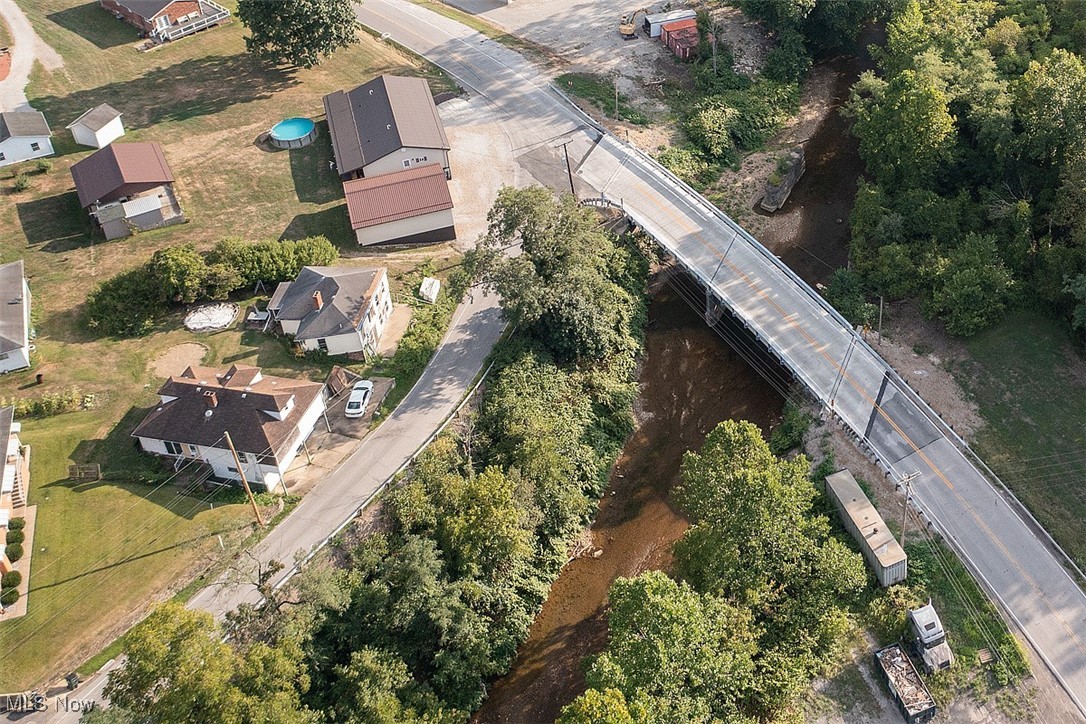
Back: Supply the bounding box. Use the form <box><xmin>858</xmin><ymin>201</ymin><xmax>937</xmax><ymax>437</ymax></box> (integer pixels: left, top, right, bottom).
<box><xmin>0</xmin><ymin>111</ymin><xmax>54</xmax><ymax>169</ymax></box>
<box><xmin>268</xmin><ymin>266</ymin><xmax>393</xmax><ymax>357</ymax></box>
<box><xmin>132</xmin><ymin>364</ymin><xmax>326</xmax><ymax>492</ymax></box>
<box><xmin>0</xmin><ymin>406</ymin><xmax>30</xmax><ymax>575</ymax></box>
<box><xmin>343</xmin><ymin>164</ymin><xmax>456</xmax><ymax>246</ymax></box>
<box><xmin>323</xmin><ymin>75</ymin><xmax>451</xmax><ymax>181</ymax></box>
<box><xmin>0</xmin><ymin>261</ymin><xmax>31</xmax><ymax>374</ymax></box>
<box><xmin>66</xmin><ymin>104</ymin><xmax>125</xmax><ymax>148</ymax></box>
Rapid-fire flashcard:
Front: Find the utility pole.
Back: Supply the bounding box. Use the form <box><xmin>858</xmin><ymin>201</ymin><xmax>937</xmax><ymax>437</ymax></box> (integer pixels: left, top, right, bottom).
<box><xmin>898</xmin><ymin>471</ymin><xmax>921</xmax><ymax>549</ymax></box>
<box><xmin>878</xmin><ymin>296</ymin><xmax>884</xmax><ymax>345</ymax></box>
<box><xmin>559</xmin><ymin>140</ymin><xmax>576</xmax><ymax>197</ymax></box>
<box><xmin>224</xmin><ymin>431</ymin><xmax>265</xmax><ymax>527</ymax></box>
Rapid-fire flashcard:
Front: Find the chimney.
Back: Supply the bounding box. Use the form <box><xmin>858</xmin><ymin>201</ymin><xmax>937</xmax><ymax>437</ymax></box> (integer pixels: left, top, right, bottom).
<box><xmin>204</xmin><ymin>390</ymin><xmax>218</xmax><ymax>408</ymax></box>
<box><xmin>313</xmin><ymin>290</ymin><xmax>324</xmax><ymax>311</ymax></box>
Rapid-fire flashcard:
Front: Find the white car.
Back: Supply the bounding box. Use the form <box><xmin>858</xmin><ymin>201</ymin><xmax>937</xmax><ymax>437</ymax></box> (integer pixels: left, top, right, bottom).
<box><xmin>344</xmin><ymin>379</ymin><xmax>374</xmax><ymax>419</ymax></box>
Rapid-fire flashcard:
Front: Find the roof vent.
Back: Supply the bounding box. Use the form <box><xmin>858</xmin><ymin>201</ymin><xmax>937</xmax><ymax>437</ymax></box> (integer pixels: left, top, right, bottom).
<box><xmin>386</xmin><ymin>124</ymin><xmax>391</xmax><ymax>130</ymax></box>
<box><xmin>369</xmin><ymin>89</ymin><xmax>374</xmax><ymax>95</ymax></box>
<box><xmin>204</xmin><ymin>409</ymin><xmax>213</xmax><ymax>418</ymax></box>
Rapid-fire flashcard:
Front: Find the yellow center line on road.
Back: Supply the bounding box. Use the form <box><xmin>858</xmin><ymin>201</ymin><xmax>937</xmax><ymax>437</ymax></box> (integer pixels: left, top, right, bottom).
<box><xmin>627</xmin><ymin>174</ymin><xmax>1086</xmax><ymax>658</ymax></box>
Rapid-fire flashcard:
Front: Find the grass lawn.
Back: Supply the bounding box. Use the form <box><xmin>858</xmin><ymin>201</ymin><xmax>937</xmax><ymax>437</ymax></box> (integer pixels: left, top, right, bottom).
<box><xmin>953</xmin><ymin>311</ymin><xmax>1086</xmax><ymax>570</ymax></box>
<box><xmin>555</xmin><ymin>72</ymin><xmax>651</xmax><ymax>126</ymax></box>
<box><xmin>0</xmin><ymin>0</ymin><xmax>465</xmax><ymax>688</ymax></box>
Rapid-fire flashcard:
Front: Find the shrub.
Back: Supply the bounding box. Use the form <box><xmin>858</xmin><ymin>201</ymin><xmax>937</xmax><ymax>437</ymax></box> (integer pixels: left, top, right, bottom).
<box><xmin>6</xmin><ymin>529</ymin><xmax>24</xmax><ymax>545</ymax></box>
<box><xmin>83</xmin><ymin>267</ymin><xmax>162</xmax><ymax>337</ymax></box>
<box><xmin>656</xmin><ymin>146</ymin><xmax>714</xmax><ymax>187</ymax></box>
<box><xmin>34</xmin><ymin>159</ymin><xmax>52</xmax><ymax>174</ymax></box>
<box><xmin>2</xmin><ymin>387</ymin><xmax>85</xmax><ymax>418</ymax></box>
<box><xmin>763</xmin><ymin>28</ymin><xmax>812</xmax><ymax>84</ymax></box>
<box><xmin>208</xmin><ymin>236</ymin><xmax>339</xmax><ymax>288</ymax></box>
<box><xmin>1</xmin><ymin>571</ymin><xmax>21</xmax><ymax>589</ymax></box>
<box><xmin>768</xmin><ymin>403</ymin><xmax>811</xmax><ymax>455</ymax></box>
<box><xmin>12</xmin><ymin>173</ymin><xmax>31</xmax><ymax>192</ymax></box>
<box><xmin>8</xmin><ymin>517</ymin><xmax>25</xmax><ymax>531</ymax></box>
<box><xmin>5</xmin><ymin>543</ymin><xmax>23</xmax><ymax>562</ymax></box>
<box><xmin>0</xmin><ymin>588</ymin><xmax>18</xmax><ymax>607</ymax></box>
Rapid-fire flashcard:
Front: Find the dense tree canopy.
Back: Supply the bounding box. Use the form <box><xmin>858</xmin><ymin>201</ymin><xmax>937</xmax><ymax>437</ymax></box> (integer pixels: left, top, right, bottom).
<box><xmin>841</xmin><ymin>0</ymin><xmax>1086</xmax><ymax>337</ymax></box>
<box><xmin>566</xmin><ymin>421</ymin><xmax>867</xmax><ymax>720</ymax></box>
<box><xmin>468</xmin><ymin>186</ymin><xmax>644</xmax><ymax>363</ymax></box>
<box><xmin>237</xmin><ymin>0</ymin><xmax>359</xmax><ymax>68</ymax></box>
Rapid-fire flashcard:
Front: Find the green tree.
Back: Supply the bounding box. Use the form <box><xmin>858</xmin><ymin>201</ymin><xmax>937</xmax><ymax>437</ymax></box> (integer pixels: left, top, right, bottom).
<box><xmin>105</xmin><ymin>603</ymin><xmax>311</xmax><ymax>723</ymax></box>
<box><xmin>237</xmin><ymin>0</ymin><xmax>360</xmax><ymax>69</ymax></box>
<box><xmin>468</xmin><ymin>187</ymin><xmax>640</xmax><ymax>362</ymax></box>
<box><xmin>1014</xmin><ymin>49</ymin><xmax>1086</xmax><ymax>163</ymax></box>
<box><xmin>147</xmin><ymin>245</ymin><xmax>208</xmax><ymax>304</ymax></box>
<box><xmin>927</xmin><ymin>233</ymin><xmax>1016</xmax><ymax>335</ymax></box>
<box><xmin>1063</xmin><ymin>273</ymin><xmax>1086</xmax><ymax>342</ymax></box>
<box><xmin>846</xmin><ymin>68</ymin><xmax>957</xmax><ymax>187</ymax></box>
<box><xmin>583</xmin><ymin>571</ymin><xmax>757</xmax><ymax>723</ymax></box>
<box><xmin>558</xmin><ymin>688</ymin><xmax>638</xmax><ymax>724</ymax></box>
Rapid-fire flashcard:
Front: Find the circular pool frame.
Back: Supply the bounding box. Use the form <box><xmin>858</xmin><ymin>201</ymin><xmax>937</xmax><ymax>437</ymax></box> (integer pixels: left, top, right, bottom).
<box><xmin>269</xmin><ymin>117</ymin><xmax>317</xmax><ymax>149</ymax></box>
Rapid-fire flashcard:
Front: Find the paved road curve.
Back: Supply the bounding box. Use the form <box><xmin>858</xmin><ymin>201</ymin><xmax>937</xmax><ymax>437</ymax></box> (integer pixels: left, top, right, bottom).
<box><xmin>355</xmin><ymin>0</ymin><xmax>1086</xmax><ymax>714</ymax></box>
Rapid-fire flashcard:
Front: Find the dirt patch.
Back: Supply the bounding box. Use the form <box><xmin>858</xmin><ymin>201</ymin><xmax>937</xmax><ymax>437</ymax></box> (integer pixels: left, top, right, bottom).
<box><xmin>150</xmin><ymin>342</ymin><xmax>208</xmax><ymax>378</ymax></box>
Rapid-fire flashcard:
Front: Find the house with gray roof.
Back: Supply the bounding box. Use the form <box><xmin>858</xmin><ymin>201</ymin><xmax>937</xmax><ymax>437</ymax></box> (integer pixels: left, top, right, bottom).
<box><xmin>132</xmin><ymin>364</ymin><xmax>326</xmax><ymax>492</ymax></box>
<box><xmin>0</xmin><ymin>261</ymin><xmax>31</xmax><ymax>374</ymax></box>
<box><xmin>66</xmin><ymin>104</ymin><xmax>125</xmax><ymax>149</ymax></box>
<box><xmin>268</xmin><ymin>266</ymin><xmax>393</xmax><ymax>358</ymax></box>
<box><xmin>323</xmin><ymin>75</ymin><xmax>451</xmax><ymax>181</ymax></box>
<box><xmin>0</xmin><ymin>111</ymin><xmax>54</xmax><ymax>169</ymax></box>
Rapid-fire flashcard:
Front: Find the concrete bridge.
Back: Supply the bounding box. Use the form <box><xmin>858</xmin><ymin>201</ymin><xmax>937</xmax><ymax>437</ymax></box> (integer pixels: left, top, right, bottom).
<box><xmin>355</xmin><ymin>0</ymin><xmax>1086</xmax><ymax>712</ymax></box>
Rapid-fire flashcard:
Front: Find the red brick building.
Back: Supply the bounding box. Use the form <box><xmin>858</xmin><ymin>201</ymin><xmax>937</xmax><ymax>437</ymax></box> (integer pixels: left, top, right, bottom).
<box><xmin>99</xmin><ymin>0</ymin><xmax>229</xmax><ymax>42</ymax></box>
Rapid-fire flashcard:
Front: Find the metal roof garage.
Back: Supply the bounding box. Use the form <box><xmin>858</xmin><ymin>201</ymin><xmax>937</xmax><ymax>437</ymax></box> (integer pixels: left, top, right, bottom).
<box><xmin>343</xmin><ymin>163</ymin><xmax>456</xmax><ymax>246</ymax></box>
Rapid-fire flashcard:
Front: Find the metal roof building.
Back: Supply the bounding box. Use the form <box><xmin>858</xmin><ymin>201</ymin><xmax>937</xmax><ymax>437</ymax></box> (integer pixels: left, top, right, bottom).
<box><xmin>342</xmin><ymin>163</ymin><xmax>455</xmax><ymax>246</ymax></box>
<box><xmin>323</xmin><ymin>75</ymin><xmax>450</xmax><ymax>180</ymax></box>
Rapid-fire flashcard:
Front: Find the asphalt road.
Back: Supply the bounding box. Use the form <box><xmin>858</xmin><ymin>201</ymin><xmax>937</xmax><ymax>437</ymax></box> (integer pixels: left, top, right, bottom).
<box><xmin>356</xmin><ymin>0</ymin><xmax>1086</xmax><ymax>714</ymax></box>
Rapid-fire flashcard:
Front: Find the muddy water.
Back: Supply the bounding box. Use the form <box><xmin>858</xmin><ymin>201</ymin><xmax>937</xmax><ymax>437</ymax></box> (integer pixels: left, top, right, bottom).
<box><xmin>475</xmin><ymin>284</ymin><xmax>785</xmax><ymax>723</ymax></box>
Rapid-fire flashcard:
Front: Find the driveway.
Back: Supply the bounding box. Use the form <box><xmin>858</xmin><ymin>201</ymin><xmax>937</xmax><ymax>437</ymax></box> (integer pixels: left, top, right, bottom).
<box><xmin>0</xmin><ymin>0</ymin><xmax>62</xmax><ymax>111</ymax></box>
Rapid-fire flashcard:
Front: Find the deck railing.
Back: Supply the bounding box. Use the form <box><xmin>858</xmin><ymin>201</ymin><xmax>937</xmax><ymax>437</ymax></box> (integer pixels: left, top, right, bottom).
<box><xmin>157</xmin><ymin>0</ymin><xmax>230</xmax><ymax>41</ymax></box>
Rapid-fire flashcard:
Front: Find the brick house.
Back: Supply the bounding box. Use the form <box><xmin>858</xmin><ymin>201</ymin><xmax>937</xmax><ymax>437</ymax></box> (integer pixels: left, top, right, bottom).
<box><xmin>99</xmin><ymin>0</ymin><xmax>230</xmax><ymax>42</ymax></box>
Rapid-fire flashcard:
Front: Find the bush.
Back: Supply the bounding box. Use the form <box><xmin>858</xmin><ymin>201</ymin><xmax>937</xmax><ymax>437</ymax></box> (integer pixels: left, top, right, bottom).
<box><xmin>0</xmin><ymin>588</ymin><xmax>18</xmax><ymax>607</ymax></box>
<box><xmin>83</xmin><ymin>267</ymin><xmax>162</xmax><ymax>337</ymax></box>
<box><xmin>12</xmin><ymin>173</ymin><xmax>31</xmax><ymax>192</ymax></box>
<box><xmin>1</xmin><ymin>571</ymin><xmax>22</xmax><ymax>589</ymax></box>
<box><xmin>34</xmin><ymin>159</ymin><xmax>52</xmax><ymax>174</ymax></box>
<box><xmin>6</xmin><ymin>529</ymin><xmax>24</xmax><ymax>545</ymax></box>
<box><xmin>763</xmin><ymin>28</ymin><xmax>812</xmax><ymax>84</ymax></box>
<box><xmin>2</xmin><ymin>387</ymin><xmax>85</xmax><ymax>418</ymax></box>
<box><xmin>684</xmin><ymin>81</ymin><xmax>799</xmax><ymax>159</ymax></box>
<box><xmin>8</xmin><ymin>517</ymin><xmax>25</xmax><ymax>531</ymax></box>
<box><xmin>209</xmin><ymin>236</ymin><xmax>338</xmax><ymax>288</ymax></box>
<box><xmin>824</xmin><ymin>268</ymin><xmax>877</xmax><ymax>327</ymax></box>
<box><xmin>768</xmin><ymin>403</ymin><xmax>811</xmax><ymax>454</ymax></box>
<box><xmin>656</xmin><ymin>146</ymin><xmax>714</xmax><ymax>187</ymax></box>
<box><xmin>5</xmin><ymin>543</ymin><xmax>23</xmax><ymax>562</ymax></box>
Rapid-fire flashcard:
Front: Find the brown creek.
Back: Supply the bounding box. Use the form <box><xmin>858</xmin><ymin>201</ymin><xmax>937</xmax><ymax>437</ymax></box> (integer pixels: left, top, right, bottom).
<box><xmin>475</xmin><ymin>283</ymin><xmax>786</xmax><ymax>723</ymax></box>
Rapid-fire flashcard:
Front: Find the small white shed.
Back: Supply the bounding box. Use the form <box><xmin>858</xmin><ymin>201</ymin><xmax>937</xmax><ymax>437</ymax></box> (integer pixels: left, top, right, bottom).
<box><xmin>0</xmin><ymin>111</ymin><xmax>54</xmax><ymax>168</ymax></box>
<box><xmin>643</xmin><ymin>9</ymin><xmax>697</xmax><ymax>37</ymax></box>
<box><xmin>66</xmin><ymin>104</ymin><xmax>124</xmax><ymax>149</ymax></box>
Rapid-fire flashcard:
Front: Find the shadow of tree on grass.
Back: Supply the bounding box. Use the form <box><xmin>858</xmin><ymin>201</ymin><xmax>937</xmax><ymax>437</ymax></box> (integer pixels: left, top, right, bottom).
<box><xmin>33</xmin><ymin>54</ymin><xmax>299</xmax><ymax>134</ymax></box>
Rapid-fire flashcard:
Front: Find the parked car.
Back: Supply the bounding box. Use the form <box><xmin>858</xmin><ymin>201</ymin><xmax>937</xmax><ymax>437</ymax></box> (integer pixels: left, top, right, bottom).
<box><xmin>345</xmin><ymin>380</ymin><xmax>374</xmax><ymax>419</ymax></box>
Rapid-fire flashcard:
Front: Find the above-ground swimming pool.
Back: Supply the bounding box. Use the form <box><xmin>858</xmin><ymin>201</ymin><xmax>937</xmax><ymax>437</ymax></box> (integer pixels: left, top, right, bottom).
<box><xmin>269</xmin><ymin>117</ymin><xmax>317</xmax><ymax>149</ymax></box>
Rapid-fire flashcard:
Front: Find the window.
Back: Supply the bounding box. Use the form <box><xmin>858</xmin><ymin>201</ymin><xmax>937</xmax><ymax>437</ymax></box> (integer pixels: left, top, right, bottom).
<box><xmin>165</xmin><ymin>441</ymin><xmax>183</xmax><ymax>455</ymax></box>
<box><xmin>187</xmin><ymin>444</ymin><xmax>198</xmax><ymax>456</ymax></box>
<box><xmin>0</xmin><ymin>353</ymin><xmax>8</xmax><ymax>361</ymax></box>
<box><xmin>317</xmin><ymin>338</ymin><xmax>328</xmax><ymax>352</ymax></box>
<box><xmin>30</xmin><ymin>143</ymin><xmax>40</xmax><ymax>152</ymax></box>
<box><xmin>155</xmin><ymin>14</ymin><xmax>170</xmax><ymax>29</ymax></box>
<box><xmin>402</xmin><ymin>159</ymin><xmax>411</xmax><ymax>169</ymax></box>
<box><xmin>0</xmin><ymin>153</ymin><xmax>6</xmax><ymax>161</ymax></box>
